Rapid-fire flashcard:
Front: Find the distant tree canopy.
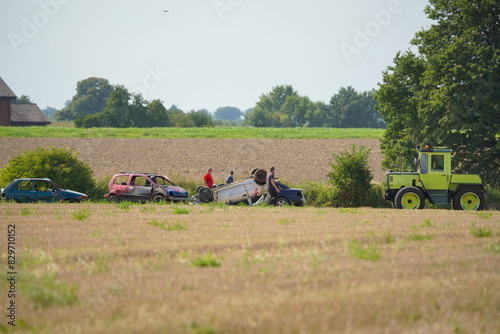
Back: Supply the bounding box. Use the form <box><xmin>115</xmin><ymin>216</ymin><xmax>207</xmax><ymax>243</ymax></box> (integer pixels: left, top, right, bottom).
<box><xmin>12</xmin><ymin>95</ymin><xmax>33</xmax><ymax>104</ymax></box>
<box><xmin>55</xmin><ymin>77</ymin><xmax>114</xmax><ymax>121</ymax></box>
<box><xmin>61</xmin><ymin>78</ymin><xmax>384</xmax><ymax>129</ymax></box>
<box><xmin>43</xmin><ymin>106</ymin><xmax>57</xmax><ymax>120</ymax></box>
<box><xmin>75</xmin><ymin>85</ymin><xmax>213</xmax><ymax>128</ymax></box>
<box><xmin>244</xmin><ymin>85</ymin><xmax>384</xmax><ymax>128</ymax></box>
<box><xmin>213</xmin><ymin>106</ymin><xmax>243</xmax><ymax>121</ymax></box>
<box><xmin>376</xmin><ymin>0</ymin><xmax>500</xmax><ymax>186</ymax></box>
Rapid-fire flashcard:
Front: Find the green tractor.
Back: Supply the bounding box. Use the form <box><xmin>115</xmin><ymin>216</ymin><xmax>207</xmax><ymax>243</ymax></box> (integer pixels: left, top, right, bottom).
<box><xmin>384</xmin><ymin>146</ymin><xmax>487</xmax><ymax>210</ymax></box>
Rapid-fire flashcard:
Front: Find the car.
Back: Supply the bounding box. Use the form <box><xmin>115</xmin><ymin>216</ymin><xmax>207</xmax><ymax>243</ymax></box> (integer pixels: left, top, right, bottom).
<box><xmin>194</xmin><ymin>168</ymin><xmax>306</xmax><ymax>207</ymax></box>
<box><xmin>272</xmin><ymin>181</ymin><xmax>306</xmax><ymax>207</ymax></box>
<box><xmin>105</xmin><ymin>172</ymin><xmax>189</xmax><ymax>203</ymax></box>
<box><xmin>1</xmin><ymin>178</ymin><xmax>88</xmax><ymax>203</ymax></box>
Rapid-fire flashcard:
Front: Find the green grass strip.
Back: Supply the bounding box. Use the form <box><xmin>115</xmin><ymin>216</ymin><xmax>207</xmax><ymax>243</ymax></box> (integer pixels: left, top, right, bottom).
<box><xmin>0</xmin><ymin>126</ymin><xmax>385</xmax><ymax>139</ymax></box>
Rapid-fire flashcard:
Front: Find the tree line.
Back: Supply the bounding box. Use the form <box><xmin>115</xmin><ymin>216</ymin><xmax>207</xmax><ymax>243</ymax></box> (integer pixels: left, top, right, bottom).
<box><xmin>53</xmin><ymin>78</ymin><xmax>385</xmax><ymax>129</ymax></box>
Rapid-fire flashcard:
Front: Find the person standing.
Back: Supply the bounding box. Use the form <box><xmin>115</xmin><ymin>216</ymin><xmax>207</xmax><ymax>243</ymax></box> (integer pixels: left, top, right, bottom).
<box><xmin>266</xmin><ymin>166</ymin><xmax>280</xmax><ymax>205</ymax></box>
<box><xmin>226</xmin><ymin>171</ymin><xmax>234</xmax><ymax>184</ymax></box>
<box><xmin>203</xmin><ymin>167</ymin><xmax>214</xmax><ymax>188</ymax></box>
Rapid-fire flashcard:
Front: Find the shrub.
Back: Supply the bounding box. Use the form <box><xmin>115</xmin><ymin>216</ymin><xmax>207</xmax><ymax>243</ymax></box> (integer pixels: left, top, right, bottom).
<box><xmin>328</xmin><ymin>145</ymin><xmax>373</xmax><ymax>207</ymax></box>
<box><xmin>486</xmin><ymin>186</ymin><xmax>500</xmax><ymax>210</ymax></box>
<box><xmin>0</xmin><ymin>146</ymin><xmax>95</xmax><ymax>196</ymax></box>
<box><xmin>301</xmin><ymin>182</ymin><xmax>339</xmax><ymax>207</ymax></box>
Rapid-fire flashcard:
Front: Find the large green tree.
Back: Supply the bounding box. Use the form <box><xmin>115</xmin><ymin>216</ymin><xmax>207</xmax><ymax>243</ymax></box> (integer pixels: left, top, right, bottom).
<box><xmin>244</xmin><ymin>85</ymin><xmax>315</xmax><ymax>127</ymax></box>
<box><xmin>376</xmin><ymin>0</ymin><xmax>500</xmax><ymax>185</ymax></box>
<box><xmin>329</xmin><ymin>87</ymin><xmax>384</xmax><ymax>128</ymax></box>
<box><xmin>55</xmin><ymin>77</ymin><xmax>114</xmax><ymax>121</ymax></box>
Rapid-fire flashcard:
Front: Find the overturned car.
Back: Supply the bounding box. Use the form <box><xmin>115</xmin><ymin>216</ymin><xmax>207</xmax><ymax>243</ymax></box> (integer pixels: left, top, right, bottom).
<box><xmin>194</xmin><ymin>169</ymin><xmax>305</xmax><ymax>207</ymax></box>
<box><xmin>105</xmin><ymin>172</ymin><xmax>189</xmax><ymax>203</ymax></box>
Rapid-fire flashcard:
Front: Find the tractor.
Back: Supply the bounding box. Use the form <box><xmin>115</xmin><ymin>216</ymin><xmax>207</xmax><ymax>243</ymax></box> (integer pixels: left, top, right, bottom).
<box><xmin>384</xmin><ymin>145</ymin><xmax>487</xmax><ymax>210</ymax></box>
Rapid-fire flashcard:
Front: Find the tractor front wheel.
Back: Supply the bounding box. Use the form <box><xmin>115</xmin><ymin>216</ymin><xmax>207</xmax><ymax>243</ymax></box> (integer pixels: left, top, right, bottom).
<box><xmin>395</xmin><ymin>187</ymin><xmax>425</xmax><ymax>209</ymax></box>
<box><xmin>452</xmin><ymin>188</ymin><xmax>485</xmax><ymax>211</ymax></box>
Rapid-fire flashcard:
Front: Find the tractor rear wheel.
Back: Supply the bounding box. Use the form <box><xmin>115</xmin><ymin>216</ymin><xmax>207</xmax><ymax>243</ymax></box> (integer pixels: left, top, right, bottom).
<box><xmin>395</xmin><ymin>187</ymin><xmax>425</xmax><ymax>209</ymax></box>
<box><xmin>452</xmin><ymin>187</ymin><xmax>485</xmax><ymax>211</ymax></box>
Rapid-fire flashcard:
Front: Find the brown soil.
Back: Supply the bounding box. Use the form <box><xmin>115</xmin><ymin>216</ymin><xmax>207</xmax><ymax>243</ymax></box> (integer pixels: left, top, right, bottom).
<box><xmin>0</xmin><ymin>138</ymin><xmax>385</xmax><ymax>183</ymax></box>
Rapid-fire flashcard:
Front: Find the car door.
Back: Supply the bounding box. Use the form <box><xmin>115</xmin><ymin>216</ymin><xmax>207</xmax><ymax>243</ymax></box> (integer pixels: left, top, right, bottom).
<box><xmin>15</xmin><ymin>180</ymin><xmax>35</xmax><ymax>203</ymax></box>
<box><xmin>33</xmin><ymin>180</ymin><xmax>58</xmax><ymax>203</ymax></box>
<box><xmin>124</xmin><ymin>176</ymin><xmax>152</xmax><ymax>202</ymax></box>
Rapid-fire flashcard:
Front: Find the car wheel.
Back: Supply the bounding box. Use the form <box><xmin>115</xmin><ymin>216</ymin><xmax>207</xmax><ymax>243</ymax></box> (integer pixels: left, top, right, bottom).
<box><xmin>198</xmin><ymin>187</ymin><xmax>213</xmax><ymax>203</ymax></box>
<box><xmin>452</xmin><ymin>187</ymin><xmax>485</xmax><ymax>211</ymax></box>
<box><xmin>108</xmin><ymin>194</ymin><xmax>119</xmax><ymax>203</ymax></box>
<box><xmin>253</xmin><ymin>169</ymin><xmax>267</xmax><ymax>185</ymax></box>
<box><xmin>276</xmin><ymin>197</ymin><xmax>290</xmax><ymax>207</ymax></box>
<box><xmin>153</xmin><ymin>194</ymin><xmax>165</xmax><ymax>202</ymax></box>
<box><xmin>394</xmin><ymin>187</ymin><xmax>425</xmax><ymax>209</ymax></box>
<box><xmin>195</xmin><ymin>185</ymin><xmax>203</xmax><ymax>195</ymax></box>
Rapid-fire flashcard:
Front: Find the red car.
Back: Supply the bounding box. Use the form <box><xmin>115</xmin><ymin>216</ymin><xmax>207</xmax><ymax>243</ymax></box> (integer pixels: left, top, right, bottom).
<box><xmin>105</xmin><ymin>173</ymin><xmax>189</xmax><ymax>203</ymax></box>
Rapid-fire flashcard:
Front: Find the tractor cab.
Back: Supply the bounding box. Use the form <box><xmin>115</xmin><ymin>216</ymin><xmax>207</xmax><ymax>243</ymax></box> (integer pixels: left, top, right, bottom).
<box><xmin>416</xmin><ymin>146</ymin><xmax>452</xmax><ymax>204</ymax></box>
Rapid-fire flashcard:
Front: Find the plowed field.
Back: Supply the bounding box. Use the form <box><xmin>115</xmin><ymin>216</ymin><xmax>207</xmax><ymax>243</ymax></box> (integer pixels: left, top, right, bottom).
<box><xmin>0</xmin><ymin>138</ymin><xmax>384</xmax><ymax>183</ymax></box>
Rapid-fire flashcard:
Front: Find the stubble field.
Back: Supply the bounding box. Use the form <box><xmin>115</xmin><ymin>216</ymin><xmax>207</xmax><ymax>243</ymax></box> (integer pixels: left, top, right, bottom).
<box><xmin>0</xmin><ymin>137</ymin><xmax>385</xmax><ymax>184</ymax></box>
<box><xmin>1</xmin><ymin>203</ymin><xmax>499</xmax><ymax>334</ymax></box>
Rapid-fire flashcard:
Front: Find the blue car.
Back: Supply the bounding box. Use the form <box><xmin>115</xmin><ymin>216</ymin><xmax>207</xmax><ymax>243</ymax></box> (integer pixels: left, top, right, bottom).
<box><xmin>273</xmin><ymin>181</ymin><xmax>306</xmax><ymax>207</ymax></box>
<box><xmin>1</xmin><ymin>178</ymin><xmax>88</xmax><ymax>203</ymax></box>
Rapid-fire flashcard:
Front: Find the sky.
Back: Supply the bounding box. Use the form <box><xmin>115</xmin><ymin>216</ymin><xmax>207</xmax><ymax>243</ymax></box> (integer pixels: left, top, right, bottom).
<box><xmin>0</xmin><ymin>0</ymin><xmax>434</xmax><ymax>113</ymax></box>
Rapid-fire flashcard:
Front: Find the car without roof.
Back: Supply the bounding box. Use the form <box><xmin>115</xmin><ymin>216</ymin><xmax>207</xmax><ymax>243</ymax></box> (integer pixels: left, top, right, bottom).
<box><xmin>105</xmin><ymin>172</ymin><xmax>189</xmax><ymax>203</ymax></box>
<box><xmin>1</xmin><ymin>178</ymin><xmax>88</xmax><ymax>203</ymax></box>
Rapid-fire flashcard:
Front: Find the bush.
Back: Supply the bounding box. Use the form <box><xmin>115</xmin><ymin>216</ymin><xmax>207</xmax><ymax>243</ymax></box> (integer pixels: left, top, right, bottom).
<box><xmin>301</xmin><ymin>181</ymin><xmax>390</xmax><ymax>208</ymax></box>
<box><xmin>486</xmin><ymin>186</ymin><xmax>500</xmax><ymax>210</ymax></box>
<box><xmin>328</xmin><ymin>145</ymin><xmax>373</xmax><ymax>207</ymax></box>
<box><xmin>0</xmin><ymin>146</ymin><xmax>95</xmax><ymax>196</ymax></box>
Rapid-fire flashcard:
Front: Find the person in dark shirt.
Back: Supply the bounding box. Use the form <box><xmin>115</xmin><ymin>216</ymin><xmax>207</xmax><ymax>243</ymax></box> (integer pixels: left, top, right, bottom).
<box><xmin>226</xmin><ymin>171</ymin><xmax>234</xmax><ymax>184</ymax></box>
<box><xmin>266</xmin><ymin>166</ymin><xmax>280</xmax><ymax>205</ymax></box>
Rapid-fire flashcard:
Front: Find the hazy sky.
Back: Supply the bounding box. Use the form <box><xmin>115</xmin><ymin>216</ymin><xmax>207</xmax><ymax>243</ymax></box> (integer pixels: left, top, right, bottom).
<box><xmin>0</xmin><ymin>0</ymin><xmax>433</xmax><ymax>112</ymax></box>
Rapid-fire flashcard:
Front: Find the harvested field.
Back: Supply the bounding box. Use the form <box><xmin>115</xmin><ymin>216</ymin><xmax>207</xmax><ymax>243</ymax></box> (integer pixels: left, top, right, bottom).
<box><xmin>0</xmin><ymin>138</ymin><xmax>385</xmax><ymax>183</ymax></box>
<box><xmin>1</xmin><ymin>203</ymin><xmax>499</xmax><ymax>333</ymax></box>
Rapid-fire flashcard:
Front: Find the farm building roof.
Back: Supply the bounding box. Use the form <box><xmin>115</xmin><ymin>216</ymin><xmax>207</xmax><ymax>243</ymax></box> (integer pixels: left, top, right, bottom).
<box><xmin>11</xmin><ymin>103</ymin><xmax>51</xmax><ymax>126</ymax></box>
<box><xmin>0</xmin><ymin>76</ymin><xmax>17</xmax><ymax>99</ymax></box>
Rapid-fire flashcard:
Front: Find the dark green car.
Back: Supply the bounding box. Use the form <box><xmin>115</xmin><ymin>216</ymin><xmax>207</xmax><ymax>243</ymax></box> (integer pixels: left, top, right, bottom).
<box><xmin>1</xmin><ymin>178</ymin><xmax>87</xmax><ymax>203</ymax></box>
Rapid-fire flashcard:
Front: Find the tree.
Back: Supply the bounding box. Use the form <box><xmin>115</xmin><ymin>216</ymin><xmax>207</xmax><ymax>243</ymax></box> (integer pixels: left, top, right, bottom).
<box><xmin>244</xmin><ymin>85</ymin><xmax>316</xmax><ymax>127</ymax></box>
<box><xmin>100</xmin><ymin>85</ymin><xmax>131</xmax><ymax>127</ymax></box>
<box><xmin>0</xmin><ymin>147</ymin><xmax>95</xmax><ymax>196</ymax></box>
<box><xmin>329</xmin><ymin>87</ymin><xmax>384</xmax><ymax>128</ymax></box>
<box><xmin>43</xmin><ymin>106</ymin><xmax>57</xmax><ymax>120</ymax></box>
<box><xmin>12</xmin><ymin>95</ymin><xmax>33</xmax><ymax>104</ymax></box>
<box><xmin>188</xmin><ymin>109</ymin><xmax>214</xmax><ymax>127</ymax></box>
<box><xmin>55</xmin><ymin>77</ymin><xmax>114</xmax><ymax>121</ymax></box>
<box><xmin>214</xmin><ymin>106</ymin><xmax>242</xmax><ymax>121</ymax></box>
<box><xmin>376</xmin><ymin>0</ymin><xmax>500</xmax><ymax>186</ymax></box>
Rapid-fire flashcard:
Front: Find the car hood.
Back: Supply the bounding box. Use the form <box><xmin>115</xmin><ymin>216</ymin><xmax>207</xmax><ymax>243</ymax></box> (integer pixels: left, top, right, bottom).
<box><xmin>159</xmin><ymin>185</ymin><xmax>188</xmax><ymax>197</ymax></box>
<box><xmin>62</xmin><ymin>189</ymin><xmax>87</xmax><ymax>198</ymax></box>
